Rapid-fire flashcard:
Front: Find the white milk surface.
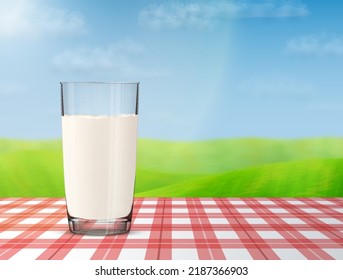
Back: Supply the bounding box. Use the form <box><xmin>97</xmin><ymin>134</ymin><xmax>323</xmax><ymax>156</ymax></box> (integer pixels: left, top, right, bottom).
<box><xmin>62</xmin><ymin>115</ymin><xmax>138</xmax><ymax>220</ymax></box>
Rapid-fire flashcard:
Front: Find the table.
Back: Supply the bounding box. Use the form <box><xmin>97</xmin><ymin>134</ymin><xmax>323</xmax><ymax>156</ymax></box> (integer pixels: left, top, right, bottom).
<box><xmin>0</xmin><ymin>197</ymin><xmax>342</xmax><ymax>260</ymax></box>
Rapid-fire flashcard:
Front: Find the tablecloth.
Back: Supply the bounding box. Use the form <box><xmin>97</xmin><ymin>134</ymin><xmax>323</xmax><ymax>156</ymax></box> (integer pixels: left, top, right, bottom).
<box><xmin>0</xmin><ymin>197</ymin><xmax>342</xmax><ymax>260</ymax></box>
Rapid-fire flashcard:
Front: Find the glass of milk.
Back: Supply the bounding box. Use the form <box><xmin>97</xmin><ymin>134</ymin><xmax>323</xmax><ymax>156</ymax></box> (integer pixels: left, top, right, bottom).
<box><xmin>60</xmin><ymin>82</ymin><xmax>139</xmax><ymax>235</ymax></box>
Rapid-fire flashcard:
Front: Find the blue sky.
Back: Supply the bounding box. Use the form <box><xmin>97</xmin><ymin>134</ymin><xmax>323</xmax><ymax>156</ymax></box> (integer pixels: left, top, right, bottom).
<box><xmin>1</xmin><ymin>0</ymin><xmax>343</xmax><ymax>140</ymax></box>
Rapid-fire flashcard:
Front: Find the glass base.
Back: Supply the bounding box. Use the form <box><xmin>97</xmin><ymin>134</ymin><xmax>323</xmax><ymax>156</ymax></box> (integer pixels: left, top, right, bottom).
<box><xmin>68</xmin><ymin>213</ymin><xmax>131</xmax><ymax>236</ymax></box>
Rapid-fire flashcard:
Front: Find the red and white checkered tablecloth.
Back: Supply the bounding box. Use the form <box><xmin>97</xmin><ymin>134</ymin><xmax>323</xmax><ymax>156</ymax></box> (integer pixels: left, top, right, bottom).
<box><xmin>0</xmin><ymin>197</ymin><xmax>342</xmax><ymax>260</ymax></box>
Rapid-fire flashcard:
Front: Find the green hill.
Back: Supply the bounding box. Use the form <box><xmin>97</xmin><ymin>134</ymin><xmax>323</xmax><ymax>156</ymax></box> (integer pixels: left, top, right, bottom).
<box><xmin>137</xmin><ymin>158</ymin><xmax>343</xmax><ymax>197</ymax></box>
<box><xmin>0</xmin><ymin>139</ymin><xmax>64</xmax><ymax>197</ymax></box>
<box><xmin>1</xmin><ymin>137</ymin><xmax>343</xmax><ymax>197</ymax></box>
<box><xmin>137</xmin><ymin>138</ymin><xmax>343</xmax><ymax>174</ymax></box>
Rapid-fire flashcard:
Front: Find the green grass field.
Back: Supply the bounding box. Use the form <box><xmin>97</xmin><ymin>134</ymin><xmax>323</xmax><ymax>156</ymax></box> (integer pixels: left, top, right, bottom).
<box><xmin>1</xmin><ymin>138</ymin><xmax>343</xmax><ymax>197</ymax></box>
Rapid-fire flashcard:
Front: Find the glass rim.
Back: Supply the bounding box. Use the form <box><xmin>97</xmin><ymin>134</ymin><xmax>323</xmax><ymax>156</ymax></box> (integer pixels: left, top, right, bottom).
<box><xmin>60</xmin><ymin>81</ymin><xmax>140</xmax><ymax>85</ymax></box>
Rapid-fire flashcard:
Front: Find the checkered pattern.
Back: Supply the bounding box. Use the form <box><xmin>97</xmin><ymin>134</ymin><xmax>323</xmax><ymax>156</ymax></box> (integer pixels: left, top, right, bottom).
<box><xmin>0</xmin><ymin>197</ymin><xmax>342</xmax><ymax>260</ymax></box>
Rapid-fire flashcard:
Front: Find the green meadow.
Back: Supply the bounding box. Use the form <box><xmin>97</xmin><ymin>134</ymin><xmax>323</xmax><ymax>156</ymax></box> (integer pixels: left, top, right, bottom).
<box><xmin>0</xmin><ymin>138</ymin><xmax>343</xmax><ymax>197</ymax></box>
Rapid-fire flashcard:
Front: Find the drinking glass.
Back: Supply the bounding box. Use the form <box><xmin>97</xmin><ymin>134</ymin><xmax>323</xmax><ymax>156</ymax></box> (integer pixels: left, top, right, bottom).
<box><xmin>60</xmin><ymin>82</ymin><xmax>139</xmax><ymax>235</ymax></box>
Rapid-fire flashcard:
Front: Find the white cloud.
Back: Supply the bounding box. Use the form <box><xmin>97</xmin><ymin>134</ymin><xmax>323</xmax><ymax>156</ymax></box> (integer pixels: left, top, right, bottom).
<box><xmin>0</xmin><ymin>0</ymin><xmax>85</xmax><ymax>38</ymax></box>
<box><xmin>238</xmin><ymin>75</ymin><xmax>315</xmax><ymax>97</ymax></box>
<box><xmin>52</xmin><ymin>41</ymin><xmax>171</xmax><ymax>78</ymax></box>
<box><xmin>53</xmin><ymin>41</ymin><xmax>141</xmax><ymax>73</ymax></box>
<box><xmin>139</xmin><ymin>0</ymin><xmax>309</xmax><ymax>30</ymax></box>
<box><xmin>286</xmin><ymin>34</ymin><xmax>343</xmax><ymax>56</ymax></box>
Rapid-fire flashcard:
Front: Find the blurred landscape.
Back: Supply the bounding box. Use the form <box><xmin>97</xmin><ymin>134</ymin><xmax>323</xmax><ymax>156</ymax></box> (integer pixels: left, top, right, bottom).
<box><xmin>1</xmin><ymin>138</ymin><xmax>343</xmax><ymax>197</ymax></box>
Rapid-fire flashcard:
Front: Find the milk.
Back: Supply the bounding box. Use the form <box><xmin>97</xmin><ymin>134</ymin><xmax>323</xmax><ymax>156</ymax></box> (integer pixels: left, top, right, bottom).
<box><xmin>62</xmin><ymin>114</ymin><xmax>138</xmax><ymax>220</ymax></box>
